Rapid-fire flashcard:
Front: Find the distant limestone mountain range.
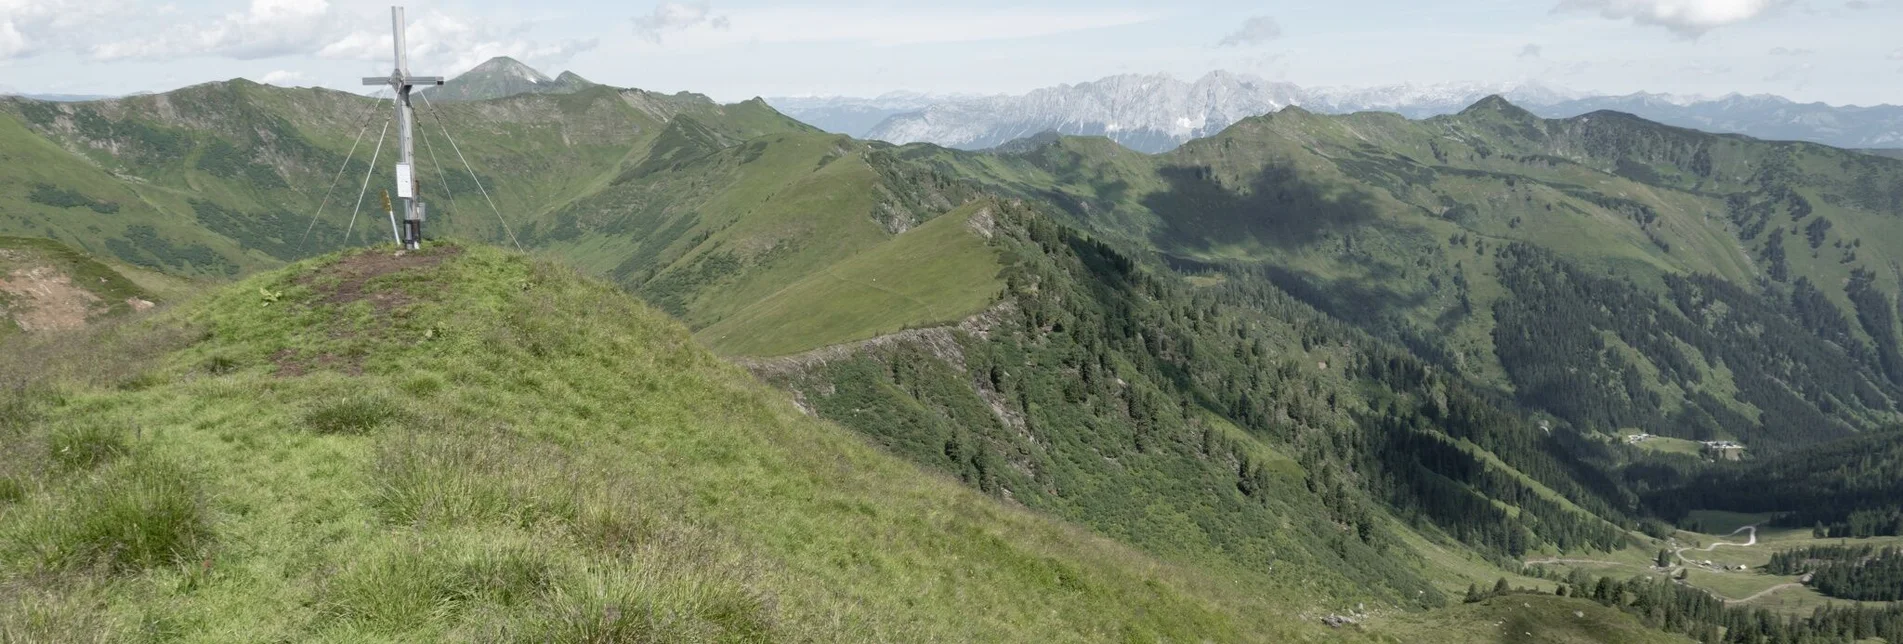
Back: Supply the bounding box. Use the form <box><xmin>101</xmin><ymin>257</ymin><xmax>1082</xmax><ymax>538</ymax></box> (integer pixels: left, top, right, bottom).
<box><xmin>8</xmin><ymin>60</ymin><xmax>1897</xmax><ymax>153</ymax></box>
<box><xmin>772</xmin><ymin>71</ymin><xmax>1903</xmax><ymax>154</ymax></box>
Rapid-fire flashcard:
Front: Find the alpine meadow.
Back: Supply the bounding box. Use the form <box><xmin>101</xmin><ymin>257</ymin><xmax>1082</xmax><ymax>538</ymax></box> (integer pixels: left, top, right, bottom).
<box><xmin>4</xmin><ymin>1</ymin><xmax>1903</xmax><ymax>642</ymax></box>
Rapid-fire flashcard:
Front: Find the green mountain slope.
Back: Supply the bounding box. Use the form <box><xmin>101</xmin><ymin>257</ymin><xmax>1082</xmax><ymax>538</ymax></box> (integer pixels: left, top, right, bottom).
<box><xmin>753</xmin><ymin>201</ymin><xmax>1651</xmax><ymax>608</ymax></box>
<box><xmin>11</xmin><ymin>81</ymin><xmax>1903</xmax><ymax>641</ymax></box>
<box><xmin>0</xmin><ymin>243</ymin><xmax>1376</xmax><ymax>642</ymax></box>
<box><xmin>2</xmin><ymin>80</ymin><xmax>977</xmax><ymax>358</ymax></box>
<box><xmin>903</xmin><ymin>98</ymin><xmax>1903</xmax><ymax>450</ymax></box>
<box><xmin>0</xmin><ymin>81</ymin><xmax>814</xmax><ymax>278</ymax></box>
<box><xmin>697</xmin><ymin>200</ymin><xmax>1005</xmax><ymax>356</ymax></box>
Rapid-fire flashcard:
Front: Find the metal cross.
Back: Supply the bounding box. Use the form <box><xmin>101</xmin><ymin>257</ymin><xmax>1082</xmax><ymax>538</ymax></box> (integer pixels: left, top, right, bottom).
<box><xmin>362</xmin><ymin>6</ymin><xmax>443</xmax><ymax>250</ymax></box>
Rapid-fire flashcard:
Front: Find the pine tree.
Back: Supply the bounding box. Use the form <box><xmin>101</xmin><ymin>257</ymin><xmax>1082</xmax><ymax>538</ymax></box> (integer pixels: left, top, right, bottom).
<box><xmin>1465</xmin><ymin>583</ymin><xmax>1483</xmax><ymax>603</ymax></box>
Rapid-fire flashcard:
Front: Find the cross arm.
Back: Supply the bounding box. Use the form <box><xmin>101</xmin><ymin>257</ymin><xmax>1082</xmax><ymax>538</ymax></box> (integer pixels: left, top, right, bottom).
<box><xmin>361</xmin><ymin>76</ymin><xmax>447</xmax><ymax>86</ymax></box>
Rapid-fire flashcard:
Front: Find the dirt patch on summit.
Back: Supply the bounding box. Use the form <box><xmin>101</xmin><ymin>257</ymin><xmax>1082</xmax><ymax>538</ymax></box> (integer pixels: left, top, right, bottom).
<box><xmin>274</xmin><ymin>246</ymin><xmax>463</xmax><ymax>378</ymax></box>
<box><xmin>302</xmin><ymin>246</ymin><xmax>463</xmax><ymax>311</ymax></box>
<box><xmin>0</xmin><ymin>265</ymin><xmax>103</xmax><ymax>332</ymax></box>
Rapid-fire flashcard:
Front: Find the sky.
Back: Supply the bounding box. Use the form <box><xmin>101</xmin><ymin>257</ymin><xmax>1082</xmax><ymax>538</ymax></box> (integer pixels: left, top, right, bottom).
<box><xmin>0</xmin><ymin>0</ymin><xmax>1899</xmax><ymax>105</ymax></box>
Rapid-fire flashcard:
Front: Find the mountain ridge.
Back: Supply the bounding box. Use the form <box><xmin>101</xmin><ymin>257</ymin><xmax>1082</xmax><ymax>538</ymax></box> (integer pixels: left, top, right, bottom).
<box><xmin>776</xmin><ymin>71</ymin><xmax>1903</xmax><ymax>153</ymax></box>
<box><xmin>419</xmin><ymin>56</ymin><xmax>599</xmax><ymax>102</ymax></box>
<box><xmin>6</xmin><ymin>75</ymin><xmax>1903</xmax><ymax>641</ymax></box>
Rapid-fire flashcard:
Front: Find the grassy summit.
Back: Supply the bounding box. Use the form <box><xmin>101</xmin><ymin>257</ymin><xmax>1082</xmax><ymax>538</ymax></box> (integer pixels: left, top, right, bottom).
<box><xmin>0</xmin><ymin>242</ymin><xmax>1363</xmax><ymax>642</ymax></box>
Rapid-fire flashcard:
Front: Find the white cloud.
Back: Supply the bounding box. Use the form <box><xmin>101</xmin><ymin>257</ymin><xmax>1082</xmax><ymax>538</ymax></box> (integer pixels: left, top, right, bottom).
<box><xmin>1519</xmin><ymin>43</ymin><xmax>1544</xmax><ymax>59</ymax></box>
<box><xmin>1765</xmin><ymin>62</ymin><xmax>1814</xmax><ymax>83</ymax></box>
<box><xmin>1889</xmin><ymin>48</ymin><xmax>1903</xmax><ymax>60</ymax></box>
<box><xmin>91</xmin><ymin>0</ymin><xmax>345</xmax><ymax>61</ymax></box>
<box><xmin>1681</xmin><ymin>62</ymin><xmax>1733</xmax><ymax>76</ymax></box>
<box><xmin>0</xmin><ymin>0</ymin><xmax>130</xmax><ymax>59</ymax></box>
<box><xmin>260</xmin><ymin>69</ymin><xmax>306</xmax><ymax>86</ymax></box>
<box><xmin>321</xmin><ymin>9</ymin><xmax>598</xmax><ymax>76</ymax></box>
<box><xmin>83</xmin><ymin>1</ymin><xmax>593</xmax><ymax>77</ymax></box>
<box><xmin>631</xmin><ymin>6</ymin><xmax>1157</xmax><ymax>49</ymax></box>
<box><xmin>1767</xmin><ymin>46</ymin><xmax>1813</xmax><ymax>55</ymax></box>
<box><xmin>1554</xmin><ymin>0</ymin><xmax>1788</xmax><ymax>37</ymax></box>
<box><xmin>0</xmin><ymin>20</ymin><xmax>27</xmax><ymax>58</ymax></box>
<box><xmin>634</xmin><ymin>1</ymin><xmax>730</xmax><ymax>44</ymax></box>
<box><xmin>1216</xmin><ymin>16</ymin><xmax>1282</xmax><ymax>48</ymax></box>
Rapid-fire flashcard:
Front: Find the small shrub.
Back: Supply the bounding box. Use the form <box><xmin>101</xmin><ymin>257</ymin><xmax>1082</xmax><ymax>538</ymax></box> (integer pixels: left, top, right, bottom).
<box><xmin>0</xmin><ymin>475</ymin><xmax>24</xmax><ymax>504</ymax></box>
<box><xmin>202</xmin><ymin>355</ymin><xmax>240</xmax><ymax>375</ymax></box>
<box><xmin>48</xmin><ymin>422</ymin><xmax>126</xmax><ymax>471</ymax></box>
<box><xmin>304</xmin><ymin>397</ymin><xmax>400</xmax><ymax>435</ymax></box>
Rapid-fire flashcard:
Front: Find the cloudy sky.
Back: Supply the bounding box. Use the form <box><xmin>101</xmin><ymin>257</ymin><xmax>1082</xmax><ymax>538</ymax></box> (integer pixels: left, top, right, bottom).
<box><xmin>1</xmin><ymin>0</ymin><xmax>1898</xmax><ymax>105</ymax></box>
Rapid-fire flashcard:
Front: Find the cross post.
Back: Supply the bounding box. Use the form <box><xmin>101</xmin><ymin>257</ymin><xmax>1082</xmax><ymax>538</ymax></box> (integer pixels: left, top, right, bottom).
<box><xmin>362</xmin><ymin>6</ymin><xmax>443</xmax><ymax>250</ymax></box>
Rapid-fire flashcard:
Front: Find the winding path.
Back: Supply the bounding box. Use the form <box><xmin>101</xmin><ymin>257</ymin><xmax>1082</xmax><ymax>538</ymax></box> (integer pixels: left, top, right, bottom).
<box><xmin>1729</xmin><ymin>577</ymin><xmax>1810</xmax><ymax>605</ymax></box>
<box><xmin>1529</xmin><ymin>525</ymin><xmax>1818</xmax><ymax>604</ymax></box>
<box><xmin>1667</xmin><ymin>526</ymin><xmax>1811</xmax><ymax>605</ymax></box>
<box><xmin>1674</xmin><ymin>525</ymin><xmax>1758</xmax><ymax>563</ymax></box>
<box><xmin>1523</xmin><ymin>526</ymin><xmax>1759</xmax><ymax>570</ymax></box>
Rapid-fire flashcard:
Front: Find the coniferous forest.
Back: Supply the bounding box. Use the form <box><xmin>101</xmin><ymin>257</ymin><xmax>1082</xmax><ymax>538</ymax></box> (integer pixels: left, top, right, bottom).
<box><xmin>1765</xmin><ymin>545</ymin><xmax>1903</xmax><ymax>601</ymax></box>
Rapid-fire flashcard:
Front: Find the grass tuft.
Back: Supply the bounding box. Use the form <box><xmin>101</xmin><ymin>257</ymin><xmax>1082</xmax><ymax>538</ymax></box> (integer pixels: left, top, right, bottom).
<box><xmin>303</xmin><ymin>396</ymin><xmax>401</xmax><ymax>435</ymax></box>
<box><xmin>525</xmin><ymin>562</ymin><xmax>777</xmax><ymax>643</ymax></box>
<box><xmin>7</xmin><ymin>456</ymin><xmax>208</xmax><ymax>573</ymax></box>
<box><xmin>320</xmin><ymin>539</ymin><xmax>555</xmax><ymax>633</ymax></box>
<box><xmin>47</xmin><ymin>422</ymin><xmax>126</xmax><ymax>471</ymax></box>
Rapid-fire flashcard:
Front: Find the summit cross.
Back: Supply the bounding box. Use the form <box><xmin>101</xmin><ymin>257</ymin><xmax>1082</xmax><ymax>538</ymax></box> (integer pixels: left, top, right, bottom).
<box><xmin>361</xmin><ymin>6</ymin><xmax>443</xmax><ymax>250</ymax></box>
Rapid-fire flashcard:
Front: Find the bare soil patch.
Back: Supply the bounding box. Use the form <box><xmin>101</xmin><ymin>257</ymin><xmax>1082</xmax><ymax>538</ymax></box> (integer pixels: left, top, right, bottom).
<box><xmin>0</xmin><ymin>265</ymin><xmax>103</xmax><ymax>332</ymax></box>
<box><xmin>302</xmin><ymin>246</ymin><xmax>463</xmax><ymax>312</ymax></box>
<box><xmin>275</xmin><ymin>247</ymin><xmax>461</xmax><ymax>378</ymax></box>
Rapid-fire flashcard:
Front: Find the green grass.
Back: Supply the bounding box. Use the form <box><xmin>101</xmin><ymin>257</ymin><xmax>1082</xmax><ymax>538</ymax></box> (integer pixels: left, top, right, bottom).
<box><xmin>1679</xmin><ymin>568</ymin><xmax>1794</xmax><ymax>601</ymax></box>
<box><xmin>1618</xmin><ymin>431</ymin><xmax>1704</xmax><ymax>457</ymax></box>
<box><xmin>0</xmin><ymin>243</ymin><xmax>1368</xmax><ymax>641</ymax></box>
<box><xmin>698</xmin><ymin>201</ymin><xmax>1005</xmax><ymax>356</ymax></box>
<box><xmin>1683</xmin><ymin>510</ymin><xmax>1773</xmax><ymax>536</ymax></box>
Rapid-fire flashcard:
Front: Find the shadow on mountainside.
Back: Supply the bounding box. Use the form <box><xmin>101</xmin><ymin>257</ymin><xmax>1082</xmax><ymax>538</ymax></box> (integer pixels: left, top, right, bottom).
<box><xmin>1142</xmin><ymin>162</ymin><xmax>1379</xmax><ymax>255</ymax></box>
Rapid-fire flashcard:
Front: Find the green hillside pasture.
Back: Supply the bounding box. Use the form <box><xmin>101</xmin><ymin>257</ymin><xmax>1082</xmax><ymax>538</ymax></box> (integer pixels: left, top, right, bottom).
<box><xmin>699</xmin><ymin>201</ymin><xmax>1004</xmax><ymax>356</ymax></box>
<box><xmin>0</xmin><ymin>244</ymin><xmax>1342</xmax><ymax>642</ymax></box>
<box><xmin>1619</xmin><ymin>431</ymin><xmax>1705</xmax><ymax>457</ymax></box>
